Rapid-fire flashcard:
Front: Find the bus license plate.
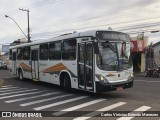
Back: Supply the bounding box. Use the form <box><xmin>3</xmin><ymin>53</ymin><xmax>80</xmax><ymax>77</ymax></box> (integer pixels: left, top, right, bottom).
<box><xmin>117</xmin><ymin>86</ymin><xmax>123</xmax><ymax>91</ymax></box>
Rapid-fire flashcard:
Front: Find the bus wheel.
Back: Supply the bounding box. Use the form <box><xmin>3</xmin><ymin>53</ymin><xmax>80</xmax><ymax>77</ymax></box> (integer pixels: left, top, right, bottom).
<box><xmin>64</xmin><ymin>75</ymin><xmax>71</xmax><ymax>92</ymax></box>
<box><xmin>18</xmin><ymin>70</ymin><xmax>23</xmax><ymax>80</ymax></box>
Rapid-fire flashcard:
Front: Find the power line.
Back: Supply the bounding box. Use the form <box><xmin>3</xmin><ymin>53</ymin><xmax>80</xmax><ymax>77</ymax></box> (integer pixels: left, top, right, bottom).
<box><xmin>0</xmin><ymin>0</ymin><xmax>62</xmax><ymax>16</ymax></box>
<box><xmin>127</xmin><ymin>28</ymin><xmax>160</xmax><ymax>34</ymax></box>
<box><xmin>1</xmin><ymin>0</ymin><xmax>160</xmax><ymax>31</ymax></box>
<box><xmin>1</xmin><ymin>0</ymin><xmax>160</xmax><ymax>21</ymax></box>
<box><xmin>1</xmin><ymin>1</ymin><xmax>160</xmax><ymax>42</ymax></box>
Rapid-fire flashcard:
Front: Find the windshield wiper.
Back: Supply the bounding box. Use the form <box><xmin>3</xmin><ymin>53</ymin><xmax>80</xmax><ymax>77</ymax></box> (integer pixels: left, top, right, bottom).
<box><xmin>108</xmin><ymin>43</ymin><xmax>117</xmax><ymax>53</ymax></box>
<box><xmin>101</xmin><ymin>42</ymin><xmax>117</xmax><ymax>53</ymax></box>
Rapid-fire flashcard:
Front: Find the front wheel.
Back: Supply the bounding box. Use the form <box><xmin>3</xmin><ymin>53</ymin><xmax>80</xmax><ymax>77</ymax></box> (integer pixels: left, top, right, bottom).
<box><xmin>18</xmin><ymin>70</ymin><xmax>24</xmax><ymax>80</ymax></box>
<box><xmin>64</xmin><ymin>75</ymin><xmax>71</xmax><ymax>92</ymax></box>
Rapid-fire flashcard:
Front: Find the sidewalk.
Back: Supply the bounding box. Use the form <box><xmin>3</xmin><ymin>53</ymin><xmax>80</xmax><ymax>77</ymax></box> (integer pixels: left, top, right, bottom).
<box><xmin>134</xmin><ymin>72</ymin><xmax>160</xmax><ymax>81</ymax></box>
<box><xmin>134</xmin><ymin>72</ymin><xmax>144</xmax><ymax>77</ymax></box>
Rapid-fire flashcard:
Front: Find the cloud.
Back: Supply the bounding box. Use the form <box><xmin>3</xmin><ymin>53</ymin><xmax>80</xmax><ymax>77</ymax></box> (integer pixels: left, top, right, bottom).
<box><xmin>0</xmin><ymin>0</ymin><xmax>160</xmax><ymax>44</ymax></box>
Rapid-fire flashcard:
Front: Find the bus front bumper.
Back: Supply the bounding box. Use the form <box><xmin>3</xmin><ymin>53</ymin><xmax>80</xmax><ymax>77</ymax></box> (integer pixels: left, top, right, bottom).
<box><xmin>95</xmin><ymin>78</ymin><xmax>133</xmax><ymax>92</ymax></box>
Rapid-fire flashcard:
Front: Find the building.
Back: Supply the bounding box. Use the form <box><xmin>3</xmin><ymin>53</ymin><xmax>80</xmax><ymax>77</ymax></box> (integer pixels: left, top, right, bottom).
<box><xmin>152</xmin><ymin>41</ymin><xmax>160</xmax><ymax>65</ymax></box>
<box><xmin>10</xmin><ymin>38</ymin><xmax>28</xmax><ymax>46</ymax></box>
<box><xmin>145</xmin><ymin>44</ymin><xmax>154</xmax><ymax>69</ymax></box>
<box><xmin>0</xmin><ymin>52</ymin><xmax>9</xmax><ymax>65</ymax></box>
<box><xmin>130</xmin><ymin>35</ymin><xmax>149</xmax><ymax>72</ymax></box>
<box><xmin>0</xmin><ymin>38</ymin><xmax>28</xmax><ymax>66</ymax></box>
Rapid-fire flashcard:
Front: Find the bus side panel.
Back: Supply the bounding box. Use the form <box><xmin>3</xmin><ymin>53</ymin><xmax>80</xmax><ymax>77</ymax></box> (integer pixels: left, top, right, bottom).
<box><xmin>38</xmin><ymin>60</ymin><xmax>79</xmax><ymax>88</ymax></box>
<box><xmin>63</xmin><ymin>61</ymin><xmax>78</xmax><ymax>89</ymax></box>
<box><xmin>38</xmin><ymin>60</ymin><xmax>51</xmax><ymax>83</ymax></box>
<box><xmin>15</xmin><ymin>60</ymin><xmax>29</xmax><ymax>79</ymax></box>
<box><xmin>20</xmin><ymin>60</ymin><xmax>32</xmax><ymax>79</ymax></box>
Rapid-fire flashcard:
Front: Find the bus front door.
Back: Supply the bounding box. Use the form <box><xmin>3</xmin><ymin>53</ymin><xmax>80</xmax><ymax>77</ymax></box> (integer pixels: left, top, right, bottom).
<box><xmin>31</xmin><ymin>50</ymin><xmax>39</xmax><ymax>80</ymax></box>
<box><xmin>78</xmin><ymin>42</ymin><xmax>94</xmax><ymax>91</ymax></box>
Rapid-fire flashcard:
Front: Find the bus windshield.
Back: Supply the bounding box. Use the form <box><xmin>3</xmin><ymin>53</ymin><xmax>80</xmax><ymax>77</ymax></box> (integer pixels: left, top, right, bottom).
<box><xmin>117</xmin><ymin>42</ymin><xmax>132</xmax><ymax>70</ymax></box>
<box><xmin>97</xmin><ymin>42</ymin><xmax>132</xmax><ymax>71</ymax></box>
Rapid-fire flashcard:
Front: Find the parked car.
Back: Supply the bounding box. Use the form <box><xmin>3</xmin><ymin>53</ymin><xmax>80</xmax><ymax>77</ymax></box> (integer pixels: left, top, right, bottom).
<box><xmin>0</xmin><ymin>61</ymin><xmax>7</xmax><ymax>69</ymax></box>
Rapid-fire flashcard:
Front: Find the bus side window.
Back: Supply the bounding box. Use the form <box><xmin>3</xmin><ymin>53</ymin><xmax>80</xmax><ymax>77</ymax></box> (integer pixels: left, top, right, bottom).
<box><xmin>17</xmin><ymin>48</ymin><xmax>23</xmax><ymax>60</ymax></box>
<box><xmin>49</xmin><ymin>41</ymin><xmax>61</xmax><ymax>60</ymax></box>
<box><xmin>9</xmin><ymin>49</ymin><xmax>12</xmax><ymax>60</ymax></box>
<box><xmin>13</xmin><ymin>52</ymin><xmax>16</xmax><ymax>61</ymax></box>
<box><xmin>23</xmin><ymin>47</ymin><xmax>31</xmax><ymax>60</ymax></box>
<box><xmin>40</xmin><ymin>44</ymin><xmax>49</xmax><ymax>60</ymax></box>
<box><xmin>62</xmin><ymin>39</ymin><xmax>76</xmax><ymax>60</ymax></box>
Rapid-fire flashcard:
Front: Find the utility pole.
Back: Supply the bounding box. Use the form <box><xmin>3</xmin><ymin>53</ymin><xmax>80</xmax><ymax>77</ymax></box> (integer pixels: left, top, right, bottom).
<box><xmin>19</xmin><ymin>8</ymin><xmax>31</xmax><ymax>42</ymax></box>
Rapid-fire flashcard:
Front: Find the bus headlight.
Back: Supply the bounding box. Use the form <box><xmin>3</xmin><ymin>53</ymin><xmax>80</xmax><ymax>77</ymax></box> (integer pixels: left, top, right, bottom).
<box><xmin>96</xmin><ymin>74</ymin><xmax>109</xmax><ymax>83</ymax></box>
<box><xmin>128</xmin><ymin>73</ymin><xmax>134</xmax><ymax>80</ymax></box>
<box><xmin>130</xmin><ymin>73</ymin><xmax>134</xmax><ymax>77</ymax></box>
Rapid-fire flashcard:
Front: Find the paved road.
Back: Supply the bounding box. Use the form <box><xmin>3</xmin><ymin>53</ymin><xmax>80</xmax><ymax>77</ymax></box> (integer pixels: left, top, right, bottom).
<box><xmin>0</xmin><ymin>69</ymin><xmax>160</xmax><ymax>120</ymax></box>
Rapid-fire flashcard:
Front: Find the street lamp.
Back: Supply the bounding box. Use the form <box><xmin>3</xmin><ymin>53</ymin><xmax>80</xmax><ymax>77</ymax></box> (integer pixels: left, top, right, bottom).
<box><xmin>5</xmin><ymin>15</ymin><xmax>28</xmax><ymax>40</ymax></box>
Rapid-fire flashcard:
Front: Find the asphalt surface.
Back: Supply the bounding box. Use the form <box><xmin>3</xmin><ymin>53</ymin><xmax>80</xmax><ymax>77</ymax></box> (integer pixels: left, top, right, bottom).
<box><xmin>0</xmin><ymin>69</ymin><xmax>160</xmax><ymax>120</ymax></box>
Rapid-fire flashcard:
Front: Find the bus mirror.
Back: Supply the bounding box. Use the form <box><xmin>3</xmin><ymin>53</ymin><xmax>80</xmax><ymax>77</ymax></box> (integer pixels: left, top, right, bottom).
<box><xmin>93</xmin><ymin>42</ymin><xmax>99</xmax><ymax>54</ymax></box>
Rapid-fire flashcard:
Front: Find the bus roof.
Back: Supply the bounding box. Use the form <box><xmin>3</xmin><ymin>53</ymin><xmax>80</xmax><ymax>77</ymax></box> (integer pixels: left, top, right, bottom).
<box><xmin>9</xmin><ymin>29</ymin><xmax>125</xmax><ymax>49</ymax></box>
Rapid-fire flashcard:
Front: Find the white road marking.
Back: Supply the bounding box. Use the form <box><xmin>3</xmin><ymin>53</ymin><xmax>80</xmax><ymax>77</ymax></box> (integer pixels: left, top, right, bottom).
<box><xmin>0</xmin><ymin>87</ymin><xmax>19</xmax><ymax>90</ymax></box>
<box><xmin>0</xmin><ymin>89</ymin><xmax>38</xmax><ymax>96</ymax></box>
<box><xmin>0</xmin><ymin>88</ymin><xmax>28</xmax><ymax>93</ymax></box>
<box><xmin>117</xmin><ymin>106</ymin><xmax>151</xmax><ymax>120</ymax></box>
<box><xmin>5</xmin><ymin>92</ymin><xmax>60</xmax><ymax>103</ymax></box>
<box><xmin>1</xmin><ymin>85</ymin><xmax>13</xmax><ymax>87</ymax></box>
<box><xmin>135</xmin><ymin>80</ymin><xmax>160</xmax><ymax>83</ymax></box>
<box><xmin>20</xmin><ymin>94</ymin><xmax>73</xmax><ymax>106</ymax></box>
<box><xmin>0</xmin><ymin>90</ymin><xmax>45</xmax><ymax>100</ymax></box>
<box><xmin>53</xmin><ymin>99</ymin><xmax>106</xmax><ymax>116</ymax></box>
<box><xmin>73</xmin><ymin>102</ymin><xmax>126</xmax><ymax>120</ymax></box>
<box><xmin>34</xmin><ymin>96</ymin><xmax>88</xmax><ymax>111</ymax></box>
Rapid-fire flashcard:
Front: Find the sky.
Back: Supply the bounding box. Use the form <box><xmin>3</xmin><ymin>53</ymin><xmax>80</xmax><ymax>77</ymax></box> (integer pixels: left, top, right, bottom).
<box><xmin>0</xmin><ymin>0</ymin><xmax>160</xmax><ymax>46</ymax></box>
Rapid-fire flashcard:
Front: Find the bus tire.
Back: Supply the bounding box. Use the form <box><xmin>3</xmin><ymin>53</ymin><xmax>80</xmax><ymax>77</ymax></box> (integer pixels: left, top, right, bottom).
<box><xmin>64</xmin><ymin>74</ymin><xmax>71</xmax><ymax>92</ymax></box>
<box><xmin>18</xmin><ymin>69</ymin><xmax>23</xmax><ymax>80</ymax></box>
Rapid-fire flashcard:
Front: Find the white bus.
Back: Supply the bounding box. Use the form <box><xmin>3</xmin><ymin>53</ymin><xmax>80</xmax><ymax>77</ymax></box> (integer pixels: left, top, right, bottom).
<box><xmin>9</xmin><ymin>30</ymin><xmax>133</xmax><ymax>92</ymax></box>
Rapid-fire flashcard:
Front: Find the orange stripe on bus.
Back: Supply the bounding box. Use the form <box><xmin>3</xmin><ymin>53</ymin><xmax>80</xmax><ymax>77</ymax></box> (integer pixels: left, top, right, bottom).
<box><xmin>19</xmin><ymin>62</ymin><xmax>32</xmax><ymax>71</ymax></box>
<box><xmin>42</xmin><ymin>63</ymin><xmax>68</xmax><ymax>73</ymax></box>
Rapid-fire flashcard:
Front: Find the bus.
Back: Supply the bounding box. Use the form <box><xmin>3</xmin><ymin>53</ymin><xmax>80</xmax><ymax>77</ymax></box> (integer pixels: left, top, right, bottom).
<box><xmin>9</xmin><ymin>30</ymin><xmax>133</xmax><ymax>92</ymax></box>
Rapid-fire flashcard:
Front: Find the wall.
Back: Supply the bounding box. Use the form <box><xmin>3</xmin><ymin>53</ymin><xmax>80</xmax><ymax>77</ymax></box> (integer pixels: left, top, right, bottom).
<box><xmin>153</xmin><ymin>43</ymin><xmax>160</xmax><ymax>65</ymax></box>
